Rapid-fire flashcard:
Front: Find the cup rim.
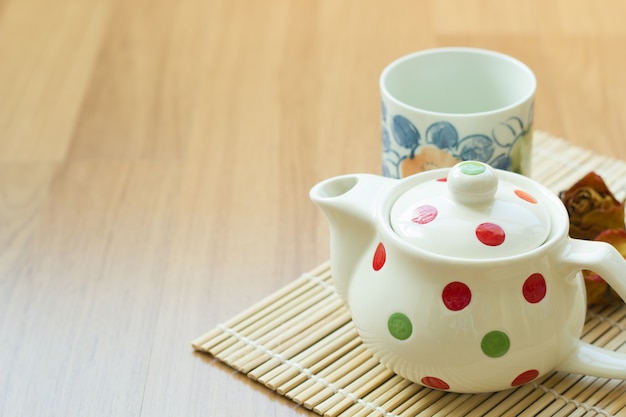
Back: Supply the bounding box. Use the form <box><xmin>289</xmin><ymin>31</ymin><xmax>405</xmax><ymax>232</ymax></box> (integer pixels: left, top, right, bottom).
<box><xmin>380</xmin><ymin>47</ymin><xmax>537</xmax><ymax>118</ymax></box>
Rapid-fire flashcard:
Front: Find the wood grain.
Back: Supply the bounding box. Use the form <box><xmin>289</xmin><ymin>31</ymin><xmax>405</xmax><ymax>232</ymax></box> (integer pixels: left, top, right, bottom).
<box><xmin>1</xmin><ymin>0</ymin><xmax>626</xmax><ymax>415</ymax></box>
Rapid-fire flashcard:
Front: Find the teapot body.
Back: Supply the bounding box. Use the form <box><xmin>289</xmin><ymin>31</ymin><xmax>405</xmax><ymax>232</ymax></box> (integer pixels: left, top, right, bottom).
<box><xmin>312</xmin><ymin>163</ymin><xmax>626</xmax><ymax>393</ymax></box>
<box><xmin>342</xmin><ymin>235</ymin><xmax>584</xmax><ymax>393</ymax></box>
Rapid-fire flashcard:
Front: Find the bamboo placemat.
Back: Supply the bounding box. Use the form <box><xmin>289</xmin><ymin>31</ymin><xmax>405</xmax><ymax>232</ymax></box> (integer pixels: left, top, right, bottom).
<box><xmin>193</xmin><ymin>131</ymin><xmax>626</xmax><ymax>417</ymax></box>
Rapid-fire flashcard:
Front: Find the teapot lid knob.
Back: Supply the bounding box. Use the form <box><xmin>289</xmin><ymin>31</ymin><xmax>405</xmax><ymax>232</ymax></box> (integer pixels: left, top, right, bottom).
<box><xmin>448</xmin><ymin>161</ymin><xmax>498</xmax><ymax>205</ymax></box>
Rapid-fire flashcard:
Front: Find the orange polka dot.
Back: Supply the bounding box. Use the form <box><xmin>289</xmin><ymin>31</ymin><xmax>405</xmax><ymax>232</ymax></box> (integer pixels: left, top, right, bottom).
<box><xmin>514</xmin><ymin>189</ymin><xmax>537</xmax><ymax>204</ymax></box>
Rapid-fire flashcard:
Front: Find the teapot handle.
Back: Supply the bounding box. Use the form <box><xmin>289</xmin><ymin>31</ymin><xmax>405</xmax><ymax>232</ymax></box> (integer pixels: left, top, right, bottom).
<box><xmin>557</xmin><ymin>238</ymin><xmax>626</xmax><ymax>378</ymax></box>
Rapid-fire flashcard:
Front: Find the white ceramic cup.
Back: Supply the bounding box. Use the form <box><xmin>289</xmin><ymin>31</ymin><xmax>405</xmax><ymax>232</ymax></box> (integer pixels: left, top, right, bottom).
<box><xmin>380</xmin><ymin>47</ymin><xmax>536</xmax><ymax>178</ymax></box>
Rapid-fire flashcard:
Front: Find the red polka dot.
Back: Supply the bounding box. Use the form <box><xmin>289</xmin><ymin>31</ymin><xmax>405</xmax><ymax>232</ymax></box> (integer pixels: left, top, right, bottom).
<box><xmin>412</xmin><ymin>205</ymin><xmax>438</xmax><ymax>224</ymax></box>
<box><xmin>442</xmin><ymin>281</ymin><xmax>472</xmax><ymax>311</ymax></box>
<box><xmin>515</xmin><ymin>189</ymin><xmax>537</xmax><ymax>204</ymax></box>
<box><xmin>476</xmin><ymin>223</ymin><xmax>505</xmax><ymax>246</ymax></box>
<box><xmin>436</xmin><ymin>177</ymin><xmax>447</xmax><ymax>182</ymax></box>
<box><xmin>511</xmin><ymin>369</ymin><xmax>539</xmax><ymax>386</ymax></box>
<box><xmin>373</xmin><ymin>242</ymin><xmax>386</xmax><ymax>271</ymax></box>
<box><xmin>421</xmin><ymin>376</ymin><xmax>450</xmax><ymax>390</ymax></box>
<box><xmin>523</xmin><ymin>273</ymin><xmax>547</xmax><ymax>303</ymax></box>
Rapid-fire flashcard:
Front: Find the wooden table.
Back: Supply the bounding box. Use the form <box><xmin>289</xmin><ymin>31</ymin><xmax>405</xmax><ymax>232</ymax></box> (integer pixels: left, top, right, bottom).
<box><xmin>2</xmin><ymin>0</ymin><xmax>626</xmax><ymax>415</ymax></box>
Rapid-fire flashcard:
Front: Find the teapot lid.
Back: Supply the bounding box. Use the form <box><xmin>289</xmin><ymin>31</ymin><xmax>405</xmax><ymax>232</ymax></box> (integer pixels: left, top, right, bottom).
<box><xmin>390</xmin><ymin>161</ymin><xmax>550</xmax><ymax>258</ymax></box>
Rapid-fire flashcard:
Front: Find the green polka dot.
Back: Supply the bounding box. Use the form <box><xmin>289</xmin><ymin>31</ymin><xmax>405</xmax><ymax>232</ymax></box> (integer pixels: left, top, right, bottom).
<box><xmin>460</xmin><ymin>161</ymin><xmax>486</xmax><ymax>175</ymax></box>
<box><xmin>388</xmin><ymin>313</ymin><xmax>412</xmax><ymax>340</ymax></box>
<box><xmin>481</xmin><ymin>330</ymin><xmax>510</xmax><ymax>358</ymax></box>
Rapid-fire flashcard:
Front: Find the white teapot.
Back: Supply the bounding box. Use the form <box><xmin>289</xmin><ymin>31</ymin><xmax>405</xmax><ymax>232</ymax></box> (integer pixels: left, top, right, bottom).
<box><xmin>310</xmin><ymin>161</ymin><xmax>626</xmax><ymax>393</ymax></box>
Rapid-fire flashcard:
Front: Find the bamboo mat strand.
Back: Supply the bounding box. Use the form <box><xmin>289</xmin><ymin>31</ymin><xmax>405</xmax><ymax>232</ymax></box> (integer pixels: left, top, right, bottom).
<box><xmin>193</xmin><ymin>132</ymin><xmax>626</xmax><ymax>417</ymax></box>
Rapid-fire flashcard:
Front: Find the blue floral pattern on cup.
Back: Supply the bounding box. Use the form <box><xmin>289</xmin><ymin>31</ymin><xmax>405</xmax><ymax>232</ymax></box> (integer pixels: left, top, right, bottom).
<box><xmin>381</xmin><ymin>102</ymin><xmax>533</xmax><ymax>178</ymax></box>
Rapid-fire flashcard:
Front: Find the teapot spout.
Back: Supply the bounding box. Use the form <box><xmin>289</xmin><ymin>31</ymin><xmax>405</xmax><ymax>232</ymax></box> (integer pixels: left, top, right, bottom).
<box><xmin>310</xmin><ymin>174</ymin><xmax>394</xmax><ymax>302</ymax></box>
